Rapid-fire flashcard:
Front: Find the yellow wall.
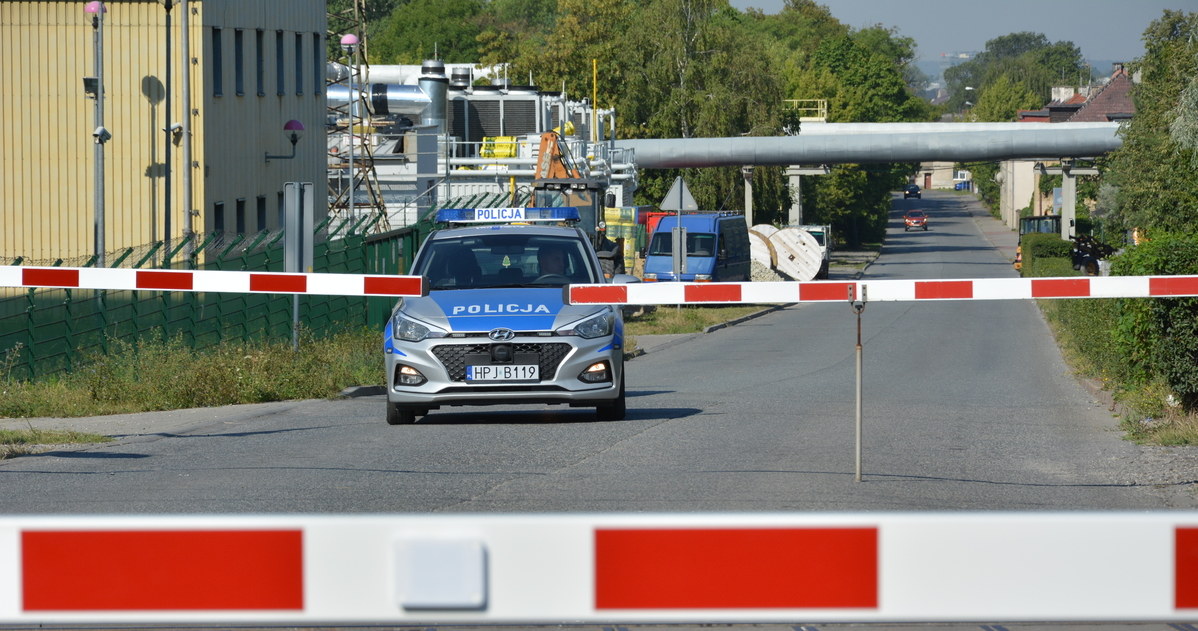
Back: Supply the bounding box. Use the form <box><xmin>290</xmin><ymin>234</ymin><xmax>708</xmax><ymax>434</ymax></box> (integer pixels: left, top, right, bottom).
<box><xmin>1</xmin><ymin>0</ymin><xmax>327</xmax><ymax>264</ymax></box>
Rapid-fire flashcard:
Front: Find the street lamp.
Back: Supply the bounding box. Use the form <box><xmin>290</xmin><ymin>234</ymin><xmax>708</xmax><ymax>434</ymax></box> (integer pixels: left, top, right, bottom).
<box><xmin>85</xmin><ymin>1</ymin><xmax>108</xmax><ymax>266</ymax></box>
<box><xmin>265</xmin><ymin>119</ymin><xmax>305</xmax><ymax>162</ymax></box>
<box><xmin>340</xmin><ymin>34</ymin><xmax>360</xmax><ymax>217</ymax></box>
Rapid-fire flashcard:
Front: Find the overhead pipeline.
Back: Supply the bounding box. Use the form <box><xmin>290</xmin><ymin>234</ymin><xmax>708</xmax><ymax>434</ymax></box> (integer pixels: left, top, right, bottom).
<box><xmin>613</xmin><ymin>122</ymin><xmax>1123</xmax><ymax>168</ymax></box>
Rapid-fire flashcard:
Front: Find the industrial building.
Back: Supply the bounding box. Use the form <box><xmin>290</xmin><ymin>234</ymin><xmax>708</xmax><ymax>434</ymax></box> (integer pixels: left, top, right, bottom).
<box><xmin>1</xmin><ymin>0</ymin><xmax>327</xmax><ymax>264</ymax></box>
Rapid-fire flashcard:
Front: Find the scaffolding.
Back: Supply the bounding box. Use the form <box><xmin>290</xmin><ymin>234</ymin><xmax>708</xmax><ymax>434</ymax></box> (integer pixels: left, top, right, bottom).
<box><xmin>327</xmin><ymin>0</ymin><xmax>389</xmax><ymax>233</ymax></box>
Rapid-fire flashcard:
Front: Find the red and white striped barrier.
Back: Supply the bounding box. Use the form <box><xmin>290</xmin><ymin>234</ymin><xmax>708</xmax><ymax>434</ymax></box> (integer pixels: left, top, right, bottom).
<box><xmin>1</xmin><ymin>512</ymin><xmax>1196</xmax><ymax>624</ymax></box>
<box><xmin>5</xmin><ymin>266</ymin><xmax>1198</xmax><ymax>305</ymax></box>
<box><xmin>0</xmin><ymin>266</ymin><xmax>426</xmax><ymax>298</ymax></box>
<box><xmin>569</xmin><ymin>275</ymin><xmax>1198</xmax><ymax>305</ymax></box>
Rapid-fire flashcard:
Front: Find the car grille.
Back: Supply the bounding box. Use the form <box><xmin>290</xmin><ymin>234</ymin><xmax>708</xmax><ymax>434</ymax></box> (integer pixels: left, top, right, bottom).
<box><xmin>432</xmin><ymin>342</ymin><xmax>573</xmax><ymax>381</ymax></box>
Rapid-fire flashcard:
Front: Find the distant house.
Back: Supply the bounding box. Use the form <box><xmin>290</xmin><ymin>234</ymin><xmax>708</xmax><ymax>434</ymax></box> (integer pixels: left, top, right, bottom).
<box><xmin>1067</xmin><ymin>64</ymin><xmax>1136</xmax><ymax>123</ymax></box>
<box><xmin>995</xmin><ymin>66</ymin><xmax>1137</xmax><ymax>229</ymax></box>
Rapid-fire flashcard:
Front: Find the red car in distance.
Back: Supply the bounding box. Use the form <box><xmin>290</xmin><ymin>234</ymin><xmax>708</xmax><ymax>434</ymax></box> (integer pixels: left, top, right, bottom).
<box><xmin>904</xmin><ymin>209</ymin><xmax>928</xmax><ymax>231</ymax></box>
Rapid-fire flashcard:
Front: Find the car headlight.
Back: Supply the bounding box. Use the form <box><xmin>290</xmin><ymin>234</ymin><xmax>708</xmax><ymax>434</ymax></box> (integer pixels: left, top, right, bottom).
<box><xmin>559</xmin><ymin>310</ymin><xmax>613</xmax><ymax>339</ymax></box>
<box><xmin>391</xmin><ymin>311</ymin><xmax>446</xmax><ymax>342</ymax></box>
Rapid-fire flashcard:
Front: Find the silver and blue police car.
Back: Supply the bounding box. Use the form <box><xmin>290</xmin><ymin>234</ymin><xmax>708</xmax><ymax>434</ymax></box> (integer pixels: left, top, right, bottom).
<box><xmin>384</xmin><ymin>207</ymin><xmax>631</xmax><ymax>424</ymax></box>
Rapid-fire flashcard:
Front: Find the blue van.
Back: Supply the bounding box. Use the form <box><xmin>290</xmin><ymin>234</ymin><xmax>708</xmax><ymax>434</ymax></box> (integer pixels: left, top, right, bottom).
<box><xmin>642</xmin><ymin>212</ymin><xmax>751</xmax><ymax>282</ymax></box>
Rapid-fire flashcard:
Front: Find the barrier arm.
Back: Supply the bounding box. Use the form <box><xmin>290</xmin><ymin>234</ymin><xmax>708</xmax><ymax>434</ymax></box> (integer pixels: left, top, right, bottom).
<box><xmin>565</xmin><ymin>276</ymin><xmax>1198</xmax><ymax>306</ymax></box>
<box><xmin>0</xmin><ymin>266</ymin><xmax>427</xmax><ymax>298</ymax></box>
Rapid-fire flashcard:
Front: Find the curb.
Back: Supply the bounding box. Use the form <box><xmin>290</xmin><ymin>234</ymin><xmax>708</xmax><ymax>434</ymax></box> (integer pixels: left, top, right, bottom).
<box><xmin>339</xmin><ymin>385</ymin><xmax>385</xmax><ymax>398</ymax></box>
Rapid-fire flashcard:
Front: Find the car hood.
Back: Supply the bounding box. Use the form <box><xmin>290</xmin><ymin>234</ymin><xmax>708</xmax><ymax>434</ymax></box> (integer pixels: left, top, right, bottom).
<box><xmin>400</xmin><ymin>288</ymin><xmax>606</xmax><ymax>333</ymax></box>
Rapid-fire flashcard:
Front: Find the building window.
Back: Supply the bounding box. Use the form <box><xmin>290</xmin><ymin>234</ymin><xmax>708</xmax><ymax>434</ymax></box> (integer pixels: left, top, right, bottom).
<box><xmin>256</xmin><ymin>196</ymin><xmax>267</xmax><ymax>231</ymax></box>
<box><xmin>275</xmin><ymin>31</ymin><xmax>285</xmax><ymax>96</ymax></box>
<box><xmin>214</xmin><ymin>202</ymin><xmax>225</xmax><ymax>233</ymax></box>
<box><xmin>255</xmin><ymin>29</ymin><xmax>264</xmax><ymax>97</ymax></box>
<box><xmin>235</xmin><ymin>198</ymin><xmax>246</xmax><ymax>233</ymax></box>
<box><xmin>234</xmin><ymin>29</ymin><xmax>244</xmax><ymax>96</ymax></box>
<box><xmin>295</xmin><ymin>33</ymin><xmax>304</xmax><ymax>96</ymax></box>
<box><xmin>212</xmin><ymin>28</ymin><xmax>223</xmax><ymax>97</ymax></box>
<box><xmin>312</xmin><ymin>33</ymin><xmax>322</xmax><ymax>96</ymax></box>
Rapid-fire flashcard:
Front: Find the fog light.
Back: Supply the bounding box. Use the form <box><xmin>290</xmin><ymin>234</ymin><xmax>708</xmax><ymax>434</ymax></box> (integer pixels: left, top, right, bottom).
<box><xmin>578</xmin><ymin>361</ymin><xmax>611</xmax><ymax>383</ymax></box>
<box><xmin>395</xmin><ymin>364</ymin><xmax>427</xmax><ymax>386</ymax></box>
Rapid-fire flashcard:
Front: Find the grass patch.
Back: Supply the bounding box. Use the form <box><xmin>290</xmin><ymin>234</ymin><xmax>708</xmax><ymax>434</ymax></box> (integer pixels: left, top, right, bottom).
<box><xmin>1</xmin><ymin>328</ymin><xmax>383</xmax><ymax>419</ymax></box>
<box><xmin>625</xmin><ymin>305</ymin><xmax>769</xmax><ymax>336</ymax></box>
<box><xmin>0</xmin><ymin>428</ymin><xmax>112</xmax><ymax>459</ymax></box>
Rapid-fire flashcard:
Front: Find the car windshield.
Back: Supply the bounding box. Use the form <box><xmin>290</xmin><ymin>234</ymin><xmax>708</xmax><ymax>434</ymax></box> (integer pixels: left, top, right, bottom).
<box><xmin>646</xmin><ymin>231</ymin><xmax>718</xmax><ymax>257</ymax></box>
<box><xmin>413</xmin><ymin>233</ymin><xmax>600</xmax><ymax>289</ymax></box>
<box><xmin>908</xmin><ymin>210</ymin><xmax>924</xmax><ymax>217</ymax></box>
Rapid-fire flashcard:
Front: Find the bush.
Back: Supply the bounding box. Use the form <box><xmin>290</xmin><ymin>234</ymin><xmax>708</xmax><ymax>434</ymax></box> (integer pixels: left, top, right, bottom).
<box><xmin>1109</xmin><ymin>233</ymin><xmax>1198</xmax><ymax>411</ymax></box>
<box><xmin>1020</xmin><ymin>233</ymin><xmax>1073</xmax><ymax>278</ymax></box>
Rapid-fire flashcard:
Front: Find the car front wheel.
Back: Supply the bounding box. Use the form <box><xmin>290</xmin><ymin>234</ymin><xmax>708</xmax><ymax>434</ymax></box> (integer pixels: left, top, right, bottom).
<box><xmin>386</xmin><ymin>402</ymin><xmax>418</xmax><ymax>425</ymax></box>
<box><xmin>596</xmin><ymin>378</ymin><xmax>626</xmax><ymax>422</ymax></box>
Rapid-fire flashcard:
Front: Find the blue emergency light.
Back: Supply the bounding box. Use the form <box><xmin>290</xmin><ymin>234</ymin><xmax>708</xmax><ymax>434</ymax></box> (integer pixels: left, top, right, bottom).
<box><xmin>435</xmin><ymin>207</ymin><xmax>580</xmax><ymax>224</ymax></box>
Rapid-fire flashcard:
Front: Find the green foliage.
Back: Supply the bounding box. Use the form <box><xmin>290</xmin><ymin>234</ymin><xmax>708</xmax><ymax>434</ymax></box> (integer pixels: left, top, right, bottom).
<box><xmin>1107</xmin><ymin>11</ymin><xmax>1198</xmax><ymax>235</ymax></box>
<box><xmin>967</xmin><ymin>74</ymin><xmax>1041</xmax><ymax>122</ymax></box>
<box><xmin>370</xmin><ymin>0</ymin><xmax>485</xmax><ymax>64</ymax></box>
<box><xmin>1108</xmin><ymin>234</ymin><xmax>1198</xmax><ymax>410</ymax></box>
<box><xmin>944</xmin><ymin>32</ymin><xmax>1086</xmax><ymax>111</ymax></box>
<box><xmin>1019</xmin><ymin>233</ymin><xmax>1071</xmax><ymax>277</ymax></box>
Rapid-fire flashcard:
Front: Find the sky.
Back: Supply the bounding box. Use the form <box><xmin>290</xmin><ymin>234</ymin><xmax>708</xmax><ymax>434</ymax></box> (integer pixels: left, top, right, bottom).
<box><xmin>729</xmin><ymin>0</ymin><xmax>1197</xmax><ymax>65</ymax></box>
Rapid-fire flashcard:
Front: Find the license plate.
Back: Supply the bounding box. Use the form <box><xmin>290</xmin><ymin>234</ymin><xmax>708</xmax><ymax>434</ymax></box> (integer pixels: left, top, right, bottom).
<box><xmin>466</xmin><ymin>364</ymin><xmax>539</xmax><ymax>382</ymax></box>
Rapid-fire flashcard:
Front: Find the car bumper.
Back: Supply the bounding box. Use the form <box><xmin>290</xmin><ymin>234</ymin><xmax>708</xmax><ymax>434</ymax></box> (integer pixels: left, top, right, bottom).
<box><xmin>385</xmin><ymin>335</ymin><xmax>623</xmax><ymax>409</ymax></box>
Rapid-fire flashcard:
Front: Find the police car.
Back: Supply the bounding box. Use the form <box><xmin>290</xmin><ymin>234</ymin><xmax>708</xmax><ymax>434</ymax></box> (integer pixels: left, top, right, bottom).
<box><xmin>384</xmin><ymin>207</ymin><xmax>633</xmax><ymax>424</ymax></box>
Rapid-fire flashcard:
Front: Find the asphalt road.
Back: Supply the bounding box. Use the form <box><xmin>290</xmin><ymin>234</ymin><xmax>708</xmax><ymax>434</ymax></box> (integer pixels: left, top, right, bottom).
<box><xmin>1</xmin><ymin>191</ymin><xmax>1195</xmax><ymax>513</ymax></box>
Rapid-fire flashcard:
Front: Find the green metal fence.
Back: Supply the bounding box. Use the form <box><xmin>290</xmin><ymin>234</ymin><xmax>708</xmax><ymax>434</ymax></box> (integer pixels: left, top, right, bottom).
<box><xmin>1</xmin><ymin>214</ymin><xmax>428</xmax><ymax>382</ymax></box>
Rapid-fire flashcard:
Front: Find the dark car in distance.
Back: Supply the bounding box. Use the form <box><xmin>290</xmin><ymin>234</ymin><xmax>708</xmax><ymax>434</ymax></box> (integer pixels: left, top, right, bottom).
<box><xmin>904</xmin><ymin>184</ymin><xmax>921</xmax><ymax>199</ymax></box>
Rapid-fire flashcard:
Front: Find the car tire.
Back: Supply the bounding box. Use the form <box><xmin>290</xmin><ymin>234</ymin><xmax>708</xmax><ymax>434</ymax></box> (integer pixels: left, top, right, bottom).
<box><xmin>386</xmin><ymin>402</ymin><xmax>417</xmax><ymax>425</ymax></box>
<box><xmin>923</xmin><ymin>225</ymin><xmax>928</xmax><ymax>231</ymax></box>
<box><xmin>595</xmin><ymin>377</ymin><xmax>626</xmax><ymax>422</ymax></box>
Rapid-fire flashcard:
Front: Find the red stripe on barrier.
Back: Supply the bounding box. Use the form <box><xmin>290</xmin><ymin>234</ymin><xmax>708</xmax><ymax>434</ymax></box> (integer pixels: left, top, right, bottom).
<box><xmin>22</xmin><ymin>268</ymin><xmax>80</xmax><ymax>288</ymax></box>
<box><xmin>1151</xmin><ymin>276</ymin><xmax>1198</xmax><ymax>297</ymax></box>
<box><xmin>363</xmin><ymin>275</ymin><xmax>423</xmax><ymax>296</ymax></box>
<box><xmin>916</xmin><ymin>280</ymin><xmax>973</xmax><ymax>300</ymax></box>
<box><xmin>136</xmin><ymin>270</ymin><xmax>194</xmax><ymax>291</ymax></box>
<box><xmin>1032</xmin><ymin>278</ymin><xmax>1090</xmax><ymax>298</ymax></box>
<box><xmin>684</xmin><ymin>283</ymin><xmax>742</xmax><ymax>303</ymax></box>
<box><xmin>595</xmin><ymin>528</ymin><xmax>878</xmax><ymax>609</ymax></box>
<box><xmin>1179</xmin><ymin>527</ymin><xmax>1198</xmax><ymax>609</ymax></box>
<box><xmin>250</xmin><ymin>273</ymin><xmax>306</xmax><ymax>294</ymax></box>
<box><xmin>799</xmin><ymin>282</ymin><xmax>855</xmax><ymax>302</ymax></box>
<box><xmin>570</xmin><ymin>285</ymin><xmax>628</xmax><ymax>304</ymax></box>
<box><xmin>22</xmin><ymin>530</ymin><xmax>303</xmax><ymax>611</ymax></box>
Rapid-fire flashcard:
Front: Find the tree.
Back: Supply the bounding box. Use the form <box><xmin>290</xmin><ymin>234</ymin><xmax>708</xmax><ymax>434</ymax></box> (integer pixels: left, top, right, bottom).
<box><xmin>616</xmin><ymin>0</ymin><xmax>787</xmax><ymax>216</ymax></box>
<box><xmin>370</xmin><ymin>0</ymin><xmax>484</xmax><ymax>64</ymax></box>
<box><xmin>1107</xmin><ymin>10</ymin><xmax>1198</xmax><ymax>235</ymax></box>
<box><xmin>944</xmin><ymin>32</ymin><xmax>1085</xmax><ymax>112</ymax></box>
<box><xmin>968</xmin><ymin>74</ymin><xmax>1040</xmax><ymax>122</ymax></box>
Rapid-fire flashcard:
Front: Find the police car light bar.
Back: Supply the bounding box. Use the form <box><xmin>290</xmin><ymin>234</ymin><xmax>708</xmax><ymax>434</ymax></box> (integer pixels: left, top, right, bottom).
<box><xmin>435</xmin><ymin>207</ymin><xmax>581</xmax><ymax>224</ymax></box>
